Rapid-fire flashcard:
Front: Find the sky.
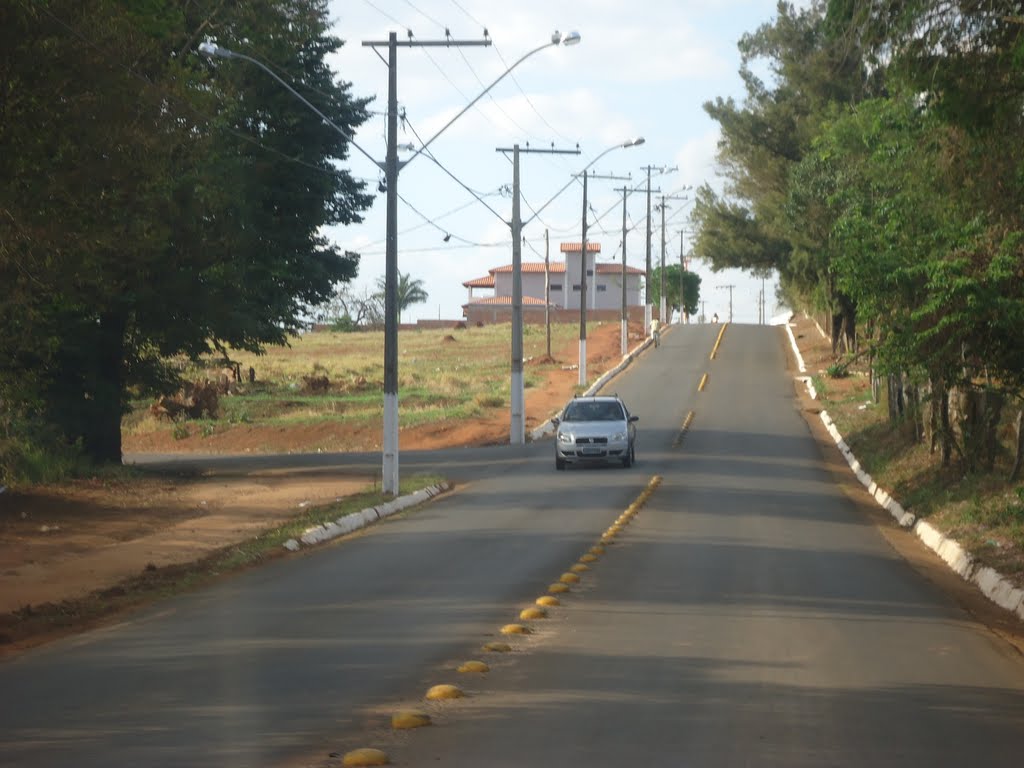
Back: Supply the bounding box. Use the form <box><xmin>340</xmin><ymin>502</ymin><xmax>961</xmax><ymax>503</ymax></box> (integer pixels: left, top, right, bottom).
<box><xmin>323</xmin><ymin>0</ymin><xmax>789</xmax><ymax>324</ymax></box>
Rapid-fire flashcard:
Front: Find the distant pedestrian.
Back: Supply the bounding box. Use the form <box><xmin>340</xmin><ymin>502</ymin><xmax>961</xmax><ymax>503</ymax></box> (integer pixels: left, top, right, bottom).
<box><xmin>651</xmin><ymin>318</ymin><xmax>661</xmax><ymax>347</ymax></box>
<box><xmin>712</xmin><ymin>312</ymin><xmax>719</xmax><ymax>324</ymax></box>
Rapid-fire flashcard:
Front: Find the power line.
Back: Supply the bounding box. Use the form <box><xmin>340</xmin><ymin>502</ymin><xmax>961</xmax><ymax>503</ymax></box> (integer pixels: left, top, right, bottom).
<box><xmin>447</xmin><ymin>0</ymin><xmax>578</xmax><ymax>150</ymax></box>
<box><xmin>401</xmin><ymin>115</ymin><xmax>507</xmax><ymax>223</ymax></box>
<box><xmin>362</xmin><ymin>0</ymin><xmax>405</xmax><ymax>28</ymax></box>
<box><xmin>38</xmin><ymin>5</ymin><xmax>372</xmax><ymax>193</ymax></box>
<box><xmin>401</xmin><ymin>0</ymin><xmax>446</xmax><ymax>31</ymax></box>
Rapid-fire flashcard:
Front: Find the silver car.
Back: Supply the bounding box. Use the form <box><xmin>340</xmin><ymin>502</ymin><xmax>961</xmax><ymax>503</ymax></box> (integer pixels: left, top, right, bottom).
<box><xmin>553</xmin><ymin>395</ymin><xmax>638</xmax><ymax>470</ymax></box>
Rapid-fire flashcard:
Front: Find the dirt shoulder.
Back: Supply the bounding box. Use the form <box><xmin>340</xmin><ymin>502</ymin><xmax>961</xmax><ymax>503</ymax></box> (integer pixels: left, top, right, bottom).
<box><xmin>0</xmin><ymin>322</ymin><xmax>642</xmax><ymax>654</ymax></box>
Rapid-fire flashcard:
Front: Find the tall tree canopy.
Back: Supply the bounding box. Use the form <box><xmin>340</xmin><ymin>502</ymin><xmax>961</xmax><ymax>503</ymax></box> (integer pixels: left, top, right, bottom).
<box><xmin>0</xmin><ymin>0</ymin><xmax>372</xmax><ymax>463</ymax></box>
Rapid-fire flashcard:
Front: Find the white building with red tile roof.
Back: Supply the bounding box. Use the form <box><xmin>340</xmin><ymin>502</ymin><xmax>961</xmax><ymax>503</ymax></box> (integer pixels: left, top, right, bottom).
<box><xmin>462</xmin><ymin>243</ymin><xmax>644</xmax><ymax>318</ymax></box>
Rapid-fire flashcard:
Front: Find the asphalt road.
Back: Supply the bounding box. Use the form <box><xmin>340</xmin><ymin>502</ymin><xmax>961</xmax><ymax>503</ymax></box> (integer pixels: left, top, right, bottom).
<box><xmin>3</xmin><ymin>324</ymin><xmax>1024</xmax><ymax>767</ymax></box>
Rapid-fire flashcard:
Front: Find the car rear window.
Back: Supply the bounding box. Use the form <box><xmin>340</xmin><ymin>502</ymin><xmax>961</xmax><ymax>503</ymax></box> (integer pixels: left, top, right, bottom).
<box><xmin>563</xmin><ymin>401</ymin><xmax>625</xmax><ymax>422</ymax></box>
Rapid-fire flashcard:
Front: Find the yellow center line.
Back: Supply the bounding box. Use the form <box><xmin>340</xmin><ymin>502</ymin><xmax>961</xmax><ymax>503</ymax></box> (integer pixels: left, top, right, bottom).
<box><xmin>710</xmin><ymin>322</ymin><xmax>728</xmax><ymax>359</ymax></box>
<box><xmin>698</xmin><ymin>373</ymin><xmax>708</xmax><ymax>391</ymax></box>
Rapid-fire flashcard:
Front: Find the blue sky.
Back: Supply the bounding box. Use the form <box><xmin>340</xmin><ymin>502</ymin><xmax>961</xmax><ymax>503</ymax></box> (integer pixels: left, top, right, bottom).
<box><xmin>324</xmin><ymin>0</ymin><xmax>792</xmax><ymax>323</ymax></box>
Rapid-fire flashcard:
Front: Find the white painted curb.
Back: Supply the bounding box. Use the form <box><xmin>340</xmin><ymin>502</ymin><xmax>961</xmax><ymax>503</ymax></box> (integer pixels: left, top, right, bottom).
<box><xmin>530</xmin><ymin>334</ymin><xmax>655</xmax><ymax>441</ymax></box>
<box><xmin>784</xmin><ymin>323</ymin><xmax>1024</xmax><ymax>622</ymax></box>
<box><xmin>283</xmin><ymin>482</ymin><xmax>450</xmax><ymax>551</ymax></box>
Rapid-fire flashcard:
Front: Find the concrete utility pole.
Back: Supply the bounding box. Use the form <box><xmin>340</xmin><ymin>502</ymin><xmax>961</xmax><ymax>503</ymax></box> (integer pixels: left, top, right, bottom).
<box><xmin>544</xmin><ymin>229</ymin><xmax>551</xmax><ymax>358</ymax></box>
<box><xmin>579</xmin><ymin>171</ymin><xmax>590</xmax><ymax>387</ymax></box>
<box><xmin>640</xmin><ymin>165</ymin><xmax>673</xmax><ymax>333</ymax></box>
<box><xmin>360</xmin><ymin>32</ymin><xmax>492</xmax><ymax>494</ymax></box>
<box><xmin>575</xmin><ymin>171</ymin><xmax>630</xmax><ymax>384</ymax></box>
<box><xmin>496</xmin><ymin>144</ymin><xmax>579</xmax><ymax>444</ymax></box>
<box><xmin>679</xmin><ymin>230</ymin><xmax>687</xmax><ymax>324</ymax></box>
<box><xmin>619</xmin><ymin>185</ymin><xmax>630</xmax><ymax>356</ymax></box>
<box><xmin>654</xmin><ymin>193</ymin><xmax>689</xmax><ymax>324</ymax></box>
<box><xmin>717</xmin><ymin>284</ymin><xmax>736</xmax><ymax>322</ymax></box>
<box><xmin>359</xmin><ymin>30</ymin><xmax>583</xmax><ymax>493</ymax></box>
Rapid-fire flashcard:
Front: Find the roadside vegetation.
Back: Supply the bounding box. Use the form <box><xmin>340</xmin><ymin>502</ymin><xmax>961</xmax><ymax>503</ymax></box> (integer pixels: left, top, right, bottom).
<box><xmin>126</xmin><ymin>322</ymin><xmax>580</xmax><ymax>453</ymax></box>
<box><xmin>802</xmin><ymin>315</ymin><xmax>1024</xmax><ymax>586</ymax></box>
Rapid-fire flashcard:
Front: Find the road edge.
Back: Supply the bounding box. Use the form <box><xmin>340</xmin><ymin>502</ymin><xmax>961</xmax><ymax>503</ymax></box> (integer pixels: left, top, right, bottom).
<box><xmin>784</xmin><ymin>320</ymin><xmax>1024</xmax><ymax>623</ymax></box>
<box><xmin>283</xmin><ymin>482</ymin><xmax>451</xmax><ymax>550</ymax></box>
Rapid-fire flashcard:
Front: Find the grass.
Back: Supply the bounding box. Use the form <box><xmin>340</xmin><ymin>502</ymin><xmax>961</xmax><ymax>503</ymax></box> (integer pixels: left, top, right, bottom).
<box><xmin>125</xmin><ymin>323</ymin><xmax>581</xmax><ymax>442</ymax></box>
<box><xmin>0</xmin><ymin>473</ymin><xmax>446</xmax><ymax>651</ymax></box>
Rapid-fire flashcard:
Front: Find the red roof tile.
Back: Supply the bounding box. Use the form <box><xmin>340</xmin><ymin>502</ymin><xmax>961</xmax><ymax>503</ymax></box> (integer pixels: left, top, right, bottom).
<box><xmin>490</xmin><ymin>263</ymin><xmax>566</xmax><ymax>274</ymax></box>
<box><xmin>559</xmin><ymin>242</ymin><xmax>602</xmax><ymax>253</ymax></box>
<box><xmin>464</xmin><ymin>296</ymin><xmax>550</xmax><ymax>307</ymax></box>
<box><xmin>462</xmin><ymin>275</ymin><xmax>496</xmax><ymax>287</ymax></box>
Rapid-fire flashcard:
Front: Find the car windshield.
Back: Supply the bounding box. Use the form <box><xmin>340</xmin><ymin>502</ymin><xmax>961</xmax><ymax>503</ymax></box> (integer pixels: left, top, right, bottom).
<box><xmin>562</xmin><ymin>401</ymin><xmax>625</xmax><ymax>422</ymax></box>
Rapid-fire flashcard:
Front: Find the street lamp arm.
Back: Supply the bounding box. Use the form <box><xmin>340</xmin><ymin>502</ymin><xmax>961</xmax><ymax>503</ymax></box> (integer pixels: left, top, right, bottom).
<box><xmin>406</xmin><ymin>31</ymin><xmax>580</xmax><ymax>167</ymax></box>
<box><xmin>198</xmin><ymin>42</ymin><xmax>381</xmax><ymax>169</ymax></box>
<box><xmin>523</xmin><ymin>137</ymin><xmax>644</xmax><ymax>228</ymax></box>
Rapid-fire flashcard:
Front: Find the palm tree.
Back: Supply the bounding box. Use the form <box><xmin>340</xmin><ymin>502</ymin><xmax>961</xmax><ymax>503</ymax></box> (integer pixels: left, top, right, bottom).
<box><xmin>376</xmin><ymin>271</ymin><xmax>429</xmax><ymax>323</ymax></box>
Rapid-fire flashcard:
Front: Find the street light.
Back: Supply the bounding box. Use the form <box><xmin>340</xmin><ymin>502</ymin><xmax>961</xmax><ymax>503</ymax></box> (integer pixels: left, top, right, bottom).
<box><xmin>577</xmin><ymin>137</ymin><xmax>645</xmax><ymax>386</ymax></box>
<box><xmin>201</xmin><ymin>31</ymin><xmax>581</xmax><ymax>495</ymax></box>
<box><xmin>198</xmin><ymin>41</ymin><xmax>380</xmax><ymax>167</ymax></box>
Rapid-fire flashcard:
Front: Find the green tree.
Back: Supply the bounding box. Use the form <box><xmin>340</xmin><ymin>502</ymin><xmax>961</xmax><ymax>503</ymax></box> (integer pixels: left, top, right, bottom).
<box><xmin>376</xmin><ymin>272</ymin><xmax>429</xmax><ymax>324</ymax></box>
<box><xmin>0</xmin><ymin>0</ymin><xmax>372</xmax><ymax>464</ymax></box>
<box><xmin>648</xmin><ymin>265</ymin><xmax>701</xmax><ymax>319</ymax></box>
<box><xmin>694</xmin><ymin>0</ymin><xmax>877</xmax><ymax>340</ymax></box>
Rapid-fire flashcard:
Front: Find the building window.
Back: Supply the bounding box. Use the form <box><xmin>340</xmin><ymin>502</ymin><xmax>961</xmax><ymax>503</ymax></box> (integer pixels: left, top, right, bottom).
<box><xmin>587</xmin><ymin>269</ymin><xmax>594</xmax><ymax>276</ymax></box>
<box><xmin>550</xmin><ymin>283</ymin><xmax>562</xmax><ymax>291</ymax></box>
<box><xmin>572</xmin><ymin>284</ymin><xmax>581</xmax><ymax>292</ymax></box>
<box><xmin>596</xmin><ymin>284</ymin><xmax>607</xmax><ymax>292</ymax></box>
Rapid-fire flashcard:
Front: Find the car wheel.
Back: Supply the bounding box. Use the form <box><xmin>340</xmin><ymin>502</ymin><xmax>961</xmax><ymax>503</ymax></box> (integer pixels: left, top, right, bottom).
<box><xmin>621</xmin><ymin>447</ymin><xmax>632</xmax><ymax>469</ymax></box>
<box><xmin>556</xmin><ymin>455</ymin><xmax>566</xmax><ymax>471</ymax></box>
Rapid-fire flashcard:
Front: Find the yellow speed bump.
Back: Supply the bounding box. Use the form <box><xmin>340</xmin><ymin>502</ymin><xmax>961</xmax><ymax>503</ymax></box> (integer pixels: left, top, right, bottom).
<box><xmin>343</xmin><ymin>748</ymin><xmax>390</xmax><ymax>767</ymax></box>
<box><xmin>570</xmin><ymin>563</ymin><xmax>589</xmax><ymax>573</ymax></box>
<box><xmin>425</xmin><ymin>683</ymin><xmax>465</xmax><ymax>701</ymax></box>
<box><xmin>500</xmin><ymin>623</ymin><xmax>531</xmax><ymax>635</ymax></box>
<box><xmin>579</xmin><ymin>553</ymin><xmax>598</xmax><ymax>563</ymax></box>
<box><xmin>559</xmin><ymin>572</ymin><xmax>581</xmax><ymax>584</ymax></box>
<box><xmin>590</xmin><ymin>545</ymin><xmax>606</xmax><ymax>555</ymax></box>
<box><xmin>519</xmin><ymin>606</ymin><xmax>548</xmax><ymax>620</ymax></box>
<box><xmin>536</xmin><ymin>595</ymin><xmax>560</xmax><ymax>607</ymax></box>
<box><xmin>391</xmin><ymin>711</ymin><xmax>432</xmax><ymax>730</ymax></box>
<box><xmin>457</xmin><ymin>660</ymin><xmax>490</xmax><ymax>674</ymax></box>
<box><xmin>548</xmin><ymin>582</ymin><xmax>570</xmax><ymax>593</ymax></box>
<box><xmin>482</xmin><ymin>641</ymin><xmax>511</xmax><ymax>653</ymax></box>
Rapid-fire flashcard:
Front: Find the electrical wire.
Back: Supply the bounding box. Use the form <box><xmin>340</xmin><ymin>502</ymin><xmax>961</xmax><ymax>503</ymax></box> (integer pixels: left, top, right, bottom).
<box><xmin>362</xmin><ymin>0</ymin><xmax>405</xmax><ymax>28</ymax></box>
<box><xmin>447</xmin><ymin>0</ymin><xmax>579</xmax><ymax>157</ymax></box>
<box><xmin>401</xmin><ymin>115</ymin><xmax>509</xmax><ymax>224</ymax></box>
<box><xmin>37</xmin><ymin>5</ymin><xmax>373</xmax><ymax>192</ymax></box>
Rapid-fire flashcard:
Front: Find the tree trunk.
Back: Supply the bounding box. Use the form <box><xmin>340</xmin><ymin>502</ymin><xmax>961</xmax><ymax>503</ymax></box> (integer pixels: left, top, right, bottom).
<box><xmin>1010</xmin><ymin>410</ymin><xmax>1024</xmax><ymax>482</ymax></box>
<box><xmin>955</xmin><ymin>385</ymin><xmax>1002</xmax><ymax>475</ymax></box>
<box><xmin>81</xmin><ymin>312</ymin><xmax>126</xmax><ymax>464</ymax></box>
<box><xmin>887</xmin><ymin>373</ymin><xmax>905</xmax><ymax>425</ymax></box>
<box><xmin>904</xmin><ymin>382</ymin><xmax>922</xmax><ymax>444</ymax></box>
<box><xmin>940</xmin><ymin>385</ymin><xmax>952</xmax><ymax>467</ymax></box>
